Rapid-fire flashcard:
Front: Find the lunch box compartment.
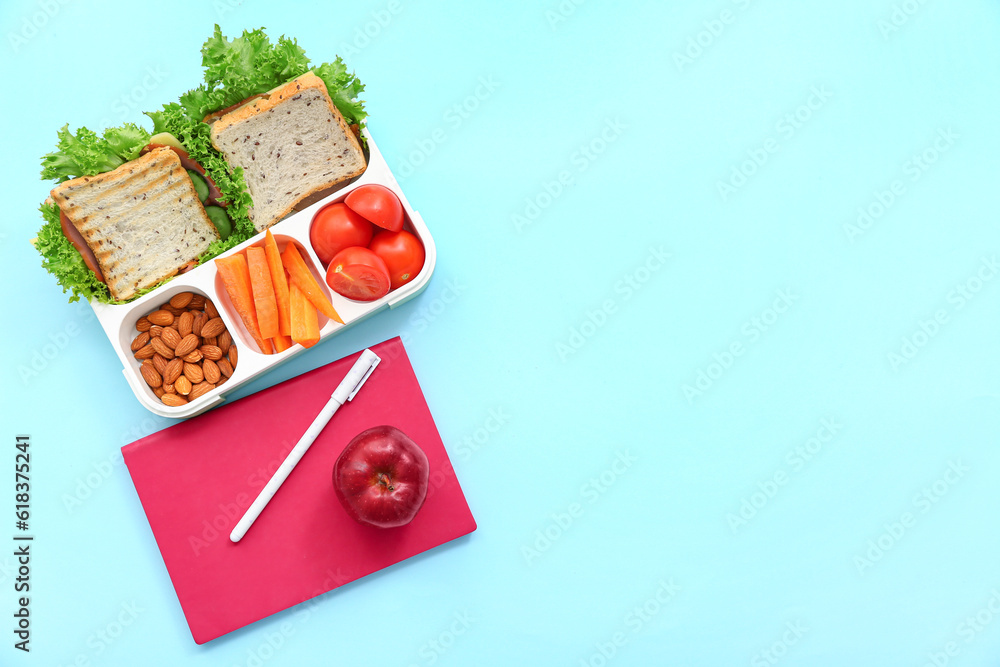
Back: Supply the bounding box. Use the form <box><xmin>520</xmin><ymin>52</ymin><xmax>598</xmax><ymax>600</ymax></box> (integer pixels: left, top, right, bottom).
<box><xmin>212</xmin><ymin>235</ymin><xmax>335</xmax><ymax>354</ymax></box>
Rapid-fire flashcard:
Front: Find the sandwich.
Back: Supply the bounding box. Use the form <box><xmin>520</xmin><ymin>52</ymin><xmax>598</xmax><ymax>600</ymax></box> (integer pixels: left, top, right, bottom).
<box><xmin>49</xmin><ymin>147</ymin><xmax>221</xmax><ymax>301</ymax></box>
<box><xmin>208</xmin><ymin>72</ymin><xmax>367</xmax><ymax>232</ymax></box>
<box><xmin>36</xmin><ymin>26</ymin><xmax>368</xmax><ymax>304</ymax></box>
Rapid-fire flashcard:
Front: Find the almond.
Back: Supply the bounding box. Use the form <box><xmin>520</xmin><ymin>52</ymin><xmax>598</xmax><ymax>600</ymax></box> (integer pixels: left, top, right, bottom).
<box><xmin>183</xmin><ymin>362</ymin><xmax>204</xmax><ymax>384</ymax></box>
<box><xmin>135</xmin><ymin>316</ymin><xmax>152</xmax><ymax>332</ymax></box>
<box><xmin>140</xmin><ymin>364</ymin><xmax>162</xmax><ymax>388</ymax></box>
<box><xmin>175</xmin><ymin>375</ymin><xmax>193</xmax><ymax>395</ymax></box>
<box><xmin>217</xmin><ymin>330</ymin><xmax>233</xmax><ymax>354</ymax></box>
<box><xmin>160</xmin><ymin>327</ymin><xmax>182</xmax><ymax>349</ymax></box>
<box><xmin>178</xmin><ymin>311</ymin><xmax>194</xmax><ymax>337</ymax></box>
<box><xmin>205</xmin><ymin>299</ymin><xmax>219</xmax><ymax>319</ymax></box>
<box><xmin>228</xmin><ymin>346</ymin><xmax>238</xmax><ymax>368</ymax></box>
<box><xmin>162</xmin><ymin>382</ymin><xmax>175</xmax><ymax>394</ymax></box>
<box><xmin>203</xmin><ymin>359</ymin><xmax>221</xmax><ymax>384</ymax></box>
<box><xmin>161</xmin><ymin>393</ymin><xmax>188</xmax><ymax>407</ymax></box>
<box><xmin>173</xmin><ymin>334</ymin><xmax>200</xmax><ymax>358</ymax></box>
<box><xmin>153</xmin><ymin>387</ymin><xmax>166</xmax><ymax>398</ymax></box>
<box><xmin>200</xmin><ymin>345</ymin><xmax>223</xmax><ymax>361</ymax></box>
<box><xmin>189</xmin><ymin>381</ymin><xmax>216</xmax><ymax>401</ymax></box>
<box><xmin>170</xmin><ymin>292</ymin><xmax>194</xmax><ymax>309</ymax></box>
<box><xmin>216</xmin><ymin>375</ymin><xmax>228</xmax><ymax>387</ymax></box>
<box><xmin>150</xmin><ymin>337</ymin><xmax>175</xmax><ymax>359</ymax></box>
<box><xmin>202</xmin><ymin>336</ymin><xmax>218</xmax><ymax>347</ymax></box>
<box><xmin>149</xmin><ymin>325</ymin><xmax>164</xmax><ymax>338</ymax></box>
<box><xmin>218</xmin><ymin>359</ymin><xmax>234</xmax><ymax>378</ymax></box>
<box><xmin>162</xmin><ymin>304</ymin><xmax>184</xmax><ymax>317</ymax></box>
<box><xmin>201</xmin><ymin>317</ymin><xmax>226</xmax><ymax>338</ymax></box>
<box><xmin>163</xmin><ymin>358</ymin><xmax>183</xmax><ymax>384</ymax></box>
<box><xmin>133</xmin><ymin>343</ymin><xmax>156</xmax><ymax>360</ymax></box>
<box><xmin>182</xmin><ymin>349</ymin><xmax>204</xmax><ymax>363</ymax></box>
<box><xmin>191</xmin><ymin>312</ymin><xmax>206</xmax><ymax>337</ymax></box>
<box><xmin>152</xmin><ymin>354</ymin><xmax>168</xmax><ymax>375</ymax></box>
<box><xmin>130</xmin><ymin>331</ymin><xmax>150</xmax><ymax>352</ymax></box>
<box><xmin>188</xmin><ymin>294</ymin><xmax>206</xmax><ymax>310</ymax></box>
<box><xmin>148</xmin><ymin>310</ymin><xmax>174</xmax><ymax>326</ymax></box>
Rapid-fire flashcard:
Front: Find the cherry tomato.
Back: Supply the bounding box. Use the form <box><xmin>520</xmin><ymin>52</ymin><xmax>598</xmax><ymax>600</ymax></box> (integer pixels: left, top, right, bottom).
<box><xmin>368</xmin><ymin>230</ymin><xmax>425</xmax><ymax>290</ymax></box>
<box><xmin>325</xmin><ymin>247</ymin><xmax>391</xmax><ymax>301</ymax></box>
<box><xmin>344</xmin><ymin>184</ymin><xmax>404</xmax><ymax>232</ymax></box>
<box><xmin>310</xmin><ymin>203</ymin><xmax>374</xmax><ymax>265</ymax></box>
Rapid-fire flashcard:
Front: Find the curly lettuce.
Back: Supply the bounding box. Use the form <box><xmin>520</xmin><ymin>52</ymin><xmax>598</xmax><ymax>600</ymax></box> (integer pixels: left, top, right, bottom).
<box><xmin>40</xmin><ymin>123</ymin><xmax>150</xmax><ymax>182</ymax></box>
<box><xmin>180</xmin><ymin>25</ymin><xmax>367</xmax><ymax>128</ymax></box>
<box><xmin>34</xmin><ymin>202</ymin><xmax>112</xmax><ymax>303</ymax></box>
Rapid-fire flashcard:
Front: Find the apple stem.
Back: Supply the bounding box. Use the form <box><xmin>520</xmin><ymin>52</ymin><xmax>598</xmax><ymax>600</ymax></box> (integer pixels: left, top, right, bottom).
<box><xmin>378</xmin><ymin>473</ymin><xmax>395</xmax><ymax>492</ymax></box>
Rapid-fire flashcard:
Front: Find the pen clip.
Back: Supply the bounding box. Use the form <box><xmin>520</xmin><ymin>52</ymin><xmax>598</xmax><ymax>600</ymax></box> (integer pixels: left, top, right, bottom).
<box><xmin>347</xmin><ymin>353</ymin><xmax>380</xmax><ymax>401</ymax></box>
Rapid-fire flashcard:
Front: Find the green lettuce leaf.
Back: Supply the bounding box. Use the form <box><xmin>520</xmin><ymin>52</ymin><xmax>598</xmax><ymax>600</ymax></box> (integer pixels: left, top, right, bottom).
<box><xmin>180</xmin><ymin>26</ymin><xmax>366</xmax><ymax>127</ymax></box>
<box><xmin>40</xmin><ymin>123</ymin><xmax>151</xmax><ymax>182</ymax></box>
<box><xmin>34</xmin><ymin>202</ymin><xmax>113</xmax><ymax>303</ymax></box>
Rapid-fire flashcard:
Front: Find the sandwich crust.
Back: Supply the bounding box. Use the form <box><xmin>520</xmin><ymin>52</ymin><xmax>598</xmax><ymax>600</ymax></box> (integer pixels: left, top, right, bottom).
<box><xmin>210</xmin><ymin>72</ymin><xmax>367</xmax><ymax>232</ymax></box>
<box><xmin>50</xmin><ymin>147</ymin><xmax>220</xmax><ymax>301</ymax></box>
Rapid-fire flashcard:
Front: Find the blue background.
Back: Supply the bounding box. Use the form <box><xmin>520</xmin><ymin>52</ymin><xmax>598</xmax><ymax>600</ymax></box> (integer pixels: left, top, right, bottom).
<box><xmin>2</xmin><ymin>1</ymin><xmax>999</xmax><ymax>665</ymax></box>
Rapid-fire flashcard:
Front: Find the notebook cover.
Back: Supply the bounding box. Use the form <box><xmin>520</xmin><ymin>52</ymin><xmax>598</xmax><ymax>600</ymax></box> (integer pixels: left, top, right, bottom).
<box><xmin>122</xmin><ymin>337</ymin><xmax>477</xmax><ymax>644</ymax></box>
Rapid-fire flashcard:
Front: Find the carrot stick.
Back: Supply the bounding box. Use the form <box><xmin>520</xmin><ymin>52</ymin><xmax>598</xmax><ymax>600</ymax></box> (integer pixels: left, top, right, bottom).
<box><xmin>281</xmin><ymin>243</ymin><xmax>343</xmax><ymax>324</ymax></box>
<box><xmin>271</xmin><ymin>333</ymin><xmax>293</xmax><ymax>353</ymax></box>
<box><xmin>289</xmin><ymin>284</ymin><xmax>320</xmax><ymax>348</ymax></box>
<box><xmin>264</xmin><ymin>231</ymin><xmax>292</xmax><ymax>337</ymax></box>
<box><xmin>214</xmin><ymin>254</ymin><xmax>270</xmax><ymax>354</ymax></box>
<box><xmin>246</xmin><ymin>246</ymin><xmax>279</xmax><ymax>340</ymax></box>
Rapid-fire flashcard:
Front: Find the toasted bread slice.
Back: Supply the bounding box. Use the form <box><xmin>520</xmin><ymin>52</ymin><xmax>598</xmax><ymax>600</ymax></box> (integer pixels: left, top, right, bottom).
<box><xmin>209</xmin><ymin>72</ymin><xmax>367</xmax><ymax>232</ymax></box>
<box><xmin>50</xmin><ymin>147</ymin><xmax>221</xmax><ymax>301</ymax></box>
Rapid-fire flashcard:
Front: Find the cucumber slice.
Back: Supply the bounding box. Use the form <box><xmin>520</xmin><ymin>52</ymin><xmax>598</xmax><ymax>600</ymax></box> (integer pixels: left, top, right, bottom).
<box><xmin>187</xmin><ymin>170</ymin><xmax>209</xmax><ymax>203</ymax></box>
<box><xmin>149</xmin><ymin>132</ymin><xmax>185</xmax><ymax>151</ymax></box>
<box><xmin>203</xmin><ymin>206</ymin><xmax>232</xmax><ymax>240</ymax></box>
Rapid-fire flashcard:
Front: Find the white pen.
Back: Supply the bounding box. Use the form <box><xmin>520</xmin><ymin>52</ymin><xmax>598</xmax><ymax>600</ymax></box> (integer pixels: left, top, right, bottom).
<box><xmin>230</xmin><ymin>348</ymin><xmax>382</xmax><ymax>543</ymax></box>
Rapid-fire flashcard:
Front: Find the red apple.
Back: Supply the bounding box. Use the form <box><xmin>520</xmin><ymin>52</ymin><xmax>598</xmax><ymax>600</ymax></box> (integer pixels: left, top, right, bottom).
<box><xmin>333</xmin><ymin>426</ymin><xmax>429</xmax><ymax>528</ymax></box>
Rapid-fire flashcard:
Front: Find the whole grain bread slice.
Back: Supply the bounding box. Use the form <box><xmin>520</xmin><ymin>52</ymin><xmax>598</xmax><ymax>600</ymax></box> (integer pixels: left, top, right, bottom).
<box><xmin>50</xmin><ymin>147</ymin><xmax>221</xmax><ymax>301</ymax></box>
<box><xmin>209</xmin><ymin>72</ymin><xmax>367</xmax><ymax>232</ymax></box>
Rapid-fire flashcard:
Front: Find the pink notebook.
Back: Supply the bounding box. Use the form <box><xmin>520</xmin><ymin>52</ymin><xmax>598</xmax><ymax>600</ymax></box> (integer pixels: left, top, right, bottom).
<box><xmin>122</xmin><ymin>337</ymin><xmax>476</xmax><ymax>643</ymax></box>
